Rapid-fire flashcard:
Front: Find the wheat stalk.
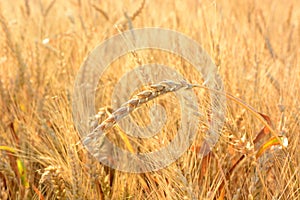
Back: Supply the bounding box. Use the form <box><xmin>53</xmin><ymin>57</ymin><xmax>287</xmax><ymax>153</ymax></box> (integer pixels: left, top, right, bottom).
<box><xmin>131</xmin><ymin>0</ymin><xmax>146</xmax><ymax>22</ymax></box>
<box><xmin>82</xmin><ymin>80</ymin><xmax>199</xmax><ymax>146</ymax></box>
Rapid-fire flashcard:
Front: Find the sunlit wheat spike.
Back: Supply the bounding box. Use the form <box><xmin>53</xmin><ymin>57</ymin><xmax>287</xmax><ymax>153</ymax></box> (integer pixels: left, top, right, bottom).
<box><xmin>82</xmin><ymin>80</ymin><xmax>198</xmax><ymax>145</ymax></box>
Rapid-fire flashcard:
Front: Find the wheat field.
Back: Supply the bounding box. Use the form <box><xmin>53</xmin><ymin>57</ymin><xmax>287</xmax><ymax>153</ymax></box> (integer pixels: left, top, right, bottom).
<box><xmin>0</xmin><ymin>0</ymin><xmax>299</xmax><ymax>199</ymax></box>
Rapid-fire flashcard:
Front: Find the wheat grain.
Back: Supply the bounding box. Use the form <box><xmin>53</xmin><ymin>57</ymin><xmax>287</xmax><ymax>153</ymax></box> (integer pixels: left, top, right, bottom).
<box><xmin>39</xmin><ymin>165</ymin><xmax>66</xmax><ymax>199</ymax></box>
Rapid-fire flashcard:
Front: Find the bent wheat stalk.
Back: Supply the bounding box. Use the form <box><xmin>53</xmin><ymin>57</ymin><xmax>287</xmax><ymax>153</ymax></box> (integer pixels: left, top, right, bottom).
<box><xmin>82</xmin><ymin>80</ymin><xmax>199</xmax><ymax>146</ymax></box>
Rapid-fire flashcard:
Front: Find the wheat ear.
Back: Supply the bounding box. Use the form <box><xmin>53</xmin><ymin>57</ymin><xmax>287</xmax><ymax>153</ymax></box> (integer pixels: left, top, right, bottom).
<box><xmin>83</xmin><ymin>80</ymin><xmax>198</xmax><ymax>145</ymax></box>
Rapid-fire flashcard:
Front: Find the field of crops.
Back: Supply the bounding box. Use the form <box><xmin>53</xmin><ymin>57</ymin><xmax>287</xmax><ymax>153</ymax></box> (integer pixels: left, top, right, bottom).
<box><xmin>0</xmin><ymin>0</ymin><xmax>299</xmax><ymax>199</ymax></box>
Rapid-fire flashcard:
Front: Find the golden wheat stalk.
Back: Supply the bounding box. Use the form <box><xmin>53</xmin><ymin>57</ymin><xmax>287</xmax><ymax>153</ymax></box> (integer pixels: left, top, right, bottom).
<box><xmin>82</xmin><ymin>80</ymin><xmax>198</xmax><ymax>146</ymax></box>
